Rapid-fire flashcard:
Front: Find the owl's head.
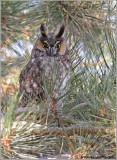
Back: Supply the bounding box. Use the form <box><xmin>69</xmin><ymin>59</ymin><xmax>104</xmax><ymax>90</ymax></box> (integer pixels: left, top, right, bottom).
<box><xmin>37</xmin><ymin>23</ymin><xmax>67</xmax><ymax>57</ymax></box>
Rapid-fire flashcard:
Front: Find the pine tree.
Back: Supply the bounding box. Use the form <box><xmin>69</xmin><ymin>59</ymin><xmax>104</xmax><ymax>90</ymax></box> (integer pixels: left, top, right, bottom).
<box><xmin>1</xmin><ymin>1</ymin><xmax>116</xmax><ymax>159</ymax></box>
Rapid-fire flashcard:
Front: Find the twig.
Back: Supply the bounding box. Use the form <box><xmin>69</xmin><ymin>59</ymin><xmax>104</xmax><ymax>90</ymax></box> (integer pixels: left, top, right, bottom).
<box><xmin>15</xmin><ymin>107</ymin><xmax>32</xmax><ymax>116</ymax></box>
<box><xmin>15</xmin><ymin>102</ymin><xmax>88</xmax><ymax>116</ymax></box>
<box><xmin>65</xmin><ymin>102</ymin><xmax>88</xmax><ymax>118</ymax></box>
<box><xmin>71</xmin><ymin>102</ymin><xmax>88</xmax><ymax>110</ymax></box>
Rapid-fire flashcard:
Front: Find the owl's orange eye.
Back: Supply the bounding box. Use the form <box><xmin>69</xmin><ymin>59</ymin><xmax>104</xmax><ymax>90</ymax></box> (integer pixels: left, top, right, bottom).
<box><xmin>56</xmin><ymin>43</ymin><xmax>61</xmax><ymax>49</ymax></box>
<box><xmin>43</xmin><ymin>43</ymin><xmax>48</xmax><ymax>48</ymax></box>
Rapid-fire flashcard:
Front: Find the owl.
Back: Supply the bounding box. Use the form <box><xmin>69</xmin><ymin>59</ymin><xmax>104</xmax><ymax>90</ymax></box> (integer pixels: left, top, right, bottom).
<box><xmin>19</xmin><ymin>24</ymin><xmax>71</xmax><ymax>124</ymax></box>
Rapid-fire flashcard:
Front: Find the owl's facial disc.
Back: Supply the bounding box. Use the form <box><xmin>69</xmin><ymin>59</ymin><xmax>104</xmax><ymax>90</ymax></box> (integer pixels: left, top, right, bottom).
<box><xmin>44</xmin><ymin>41</ymin><xmax>58</xmax><ymax>56</ymax></box>
<box><xmin>37</xmin><ymin>40</ymin><xmax>66</xmax><ymax>56</ymax></box>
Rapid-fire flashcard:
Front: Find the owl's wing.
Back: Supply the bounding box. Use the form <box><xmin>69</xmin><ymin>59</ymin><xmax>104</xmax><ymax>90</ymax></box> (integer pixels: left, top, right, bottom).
<box><xmin>19</xmin><ymin>58</ymin><xmax>43</xmax><ymax>93</ymax></box>
<box><xmin>19</xmin><ymin>57</ymin><xmax>45</xmax><ymax>107</ymax></box>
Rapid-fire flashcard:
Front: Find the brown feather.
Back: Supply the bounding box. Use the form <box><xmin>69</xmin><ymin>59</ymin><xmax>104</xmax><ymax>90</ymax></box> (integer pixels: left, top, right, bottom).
<box><xmin>59</xmin><ymin>40</ymin><xmax>66</xmax><ymax>55</ymax></box>
<box><xmin>37</xmin><ymin>40</ymin><xmax>46</xmax><ymax>52</ymax></box>
<box><xmin>56</xmin><ymin>24</ymin><xmax>65</xmax><ymax>38</ymax></box>
<box><xmin>40</xmin><ymin>23</ymin><xmax>48</xmax><ymax>37</ymax></box>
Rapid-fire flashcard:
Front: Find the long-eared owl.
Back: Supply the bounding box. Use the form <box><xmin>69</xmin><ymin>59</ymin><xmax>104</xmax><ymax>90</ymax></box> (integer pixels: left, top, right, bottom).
<box><xmin>19</xmin><ymin>24</ymin><xmax>71</xmax><ymax>108</ymax></box>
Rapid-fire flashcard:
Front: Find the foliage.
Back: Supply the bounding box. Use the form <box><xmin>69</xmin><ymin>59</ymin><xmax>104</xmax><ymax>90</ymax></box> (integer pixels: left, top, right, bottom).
<box><xmin>1</xmin><ymin>1</ymin><xmax>116</xmax><ymax>159</ymax></box>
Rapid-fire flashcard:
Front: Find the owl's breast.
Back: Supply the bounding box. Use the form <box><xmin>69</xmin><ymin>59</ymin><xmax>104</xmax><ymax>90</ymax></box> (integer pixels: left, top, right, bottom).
<box><xmin>39</xmin><ymin>56</ymin><xmax>71</xmax><ymax>96</ymax></box>
<box><xmin>19</xmin><ymin>53</ymin><xmax>71</xmax><ymax>102</ymax></box>
<box><xmin>41</xmin><ymin>56</ymin><xmax>70</xmax><ymax>78</ymax></box>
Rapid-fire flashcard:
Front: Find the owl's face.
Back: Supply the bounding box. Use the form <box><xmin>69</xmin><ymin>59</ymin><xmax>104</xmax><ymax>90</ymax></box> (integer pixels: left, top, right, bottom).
<box><xmin>37</xmin><ymin>24</ymin><xmax>67</xmax><ymax>57</ymax></box>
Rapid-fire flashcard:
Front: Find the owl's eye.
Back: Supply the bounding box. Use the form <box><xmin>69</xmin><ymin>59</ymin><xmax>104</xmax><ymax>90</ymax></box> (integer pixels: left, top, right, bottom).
<box><xmin>56</xmin><ymin>43</ymin><xmax>61</xmax><ymax>49</ymax></box>
<box><xmin>43</xmin><ymin>43</ymin><xmax>48</xmax><ymax>48</ymax></box>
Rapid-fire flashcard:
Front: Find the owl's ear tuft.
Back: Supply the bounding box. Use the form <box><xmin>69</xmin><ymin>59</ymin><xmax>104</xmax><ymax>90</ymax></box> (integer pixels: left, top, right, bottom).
<box><xmin>56</xmin><ymin>24</ymin><xmax>65</xmax><ymax>38</ymax></box>
<box><xmin>40</xmin><ymin>23</ymin><xmax>48</xmax><ymax>37</ymax></box>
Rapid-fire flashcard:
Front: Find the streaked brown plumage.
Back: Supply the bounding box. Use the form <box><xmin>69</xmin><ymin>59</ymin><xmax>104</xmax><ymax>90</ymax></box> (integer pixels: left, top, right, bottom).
<box><xmin>19</xmin><ymin>24</ymin><xmax>71</xmax><ymax>124</ymax></box>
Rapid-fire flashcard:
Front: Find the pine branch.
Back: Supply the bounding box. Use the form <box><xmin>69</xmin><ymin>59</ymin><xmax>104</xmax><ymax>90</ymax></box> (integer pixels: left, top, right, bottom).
<box><xmin>34</xmin><ymin>124</ymin><xmax>115</xmax><ymax>136</ymax></box>
<box><xmin>10</xmin><ymin>121</ymin><xmax>115</xmax><ymax>136</ymax></box>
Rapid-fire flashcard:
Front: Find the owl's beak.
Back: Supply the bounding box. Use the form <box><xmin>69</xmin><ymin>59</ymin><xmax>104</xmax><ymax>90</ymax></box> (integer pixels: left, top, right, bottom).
<box><xmin>48</xmin><ymin>47</ymin><xmax>57</xmax><ymax>56</ymax></box>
